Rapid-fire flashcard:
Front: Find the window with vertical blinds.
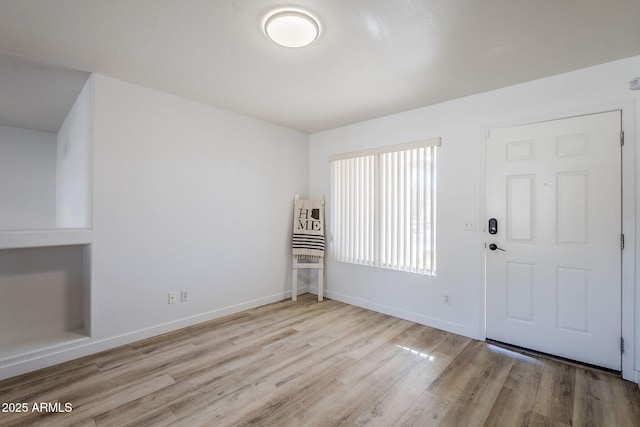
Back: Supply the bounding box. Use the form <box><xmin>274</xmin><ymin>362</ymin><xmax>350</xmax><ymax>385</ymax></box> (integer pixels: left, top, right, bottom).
<box><xmin>330</xmin><ymin>137</ymin><xmax>439</xmax><ymax>275</ymax></box>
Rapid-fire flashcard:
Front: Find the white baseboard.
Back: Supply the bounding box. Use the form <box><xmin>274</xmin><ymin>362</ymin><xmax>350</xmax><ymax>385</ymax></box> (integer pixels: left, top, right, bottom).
<box><xmin>0</xmin><ymin>288</ymin><xmax>307</xmax><ymax>381</ymax></box>
<box><xmin>320</xmin><ymin>288</ymin><xmax>483</xmax><ymax>341</ymax></box>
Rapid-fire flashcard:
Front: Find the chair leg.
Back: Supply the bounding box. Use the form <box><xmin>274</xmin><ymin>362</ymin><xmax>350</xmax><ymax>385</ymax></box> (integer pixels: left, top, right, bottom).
<box><xmin>292</xmin><ymin>268</ymin><xmax>298</xmax><ymax>301</ymax></box>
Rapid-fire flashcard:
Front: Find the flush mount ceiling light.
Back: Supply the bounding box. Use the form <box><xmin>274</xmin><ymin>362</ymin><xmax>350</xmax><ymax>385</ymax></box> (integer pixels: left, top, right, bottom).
<box><xmin>264</xmin><ymin>10</ymin><xmax>319</xmax><ymax>48</ymax></box>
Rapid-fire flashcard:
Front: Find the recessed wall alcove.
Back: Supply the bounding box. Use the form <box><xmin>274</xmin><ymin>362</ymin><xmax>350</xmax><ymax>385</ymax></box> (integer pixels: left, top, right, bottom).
<box><xmin>0</xmin><ymin>244</ymin><xmax>90</xmax><ymax>361</ymax></box>
<box><xmin>0</xmin><ymin>58</ymin><xmax>93</xmax><ymax>364</ymax></box>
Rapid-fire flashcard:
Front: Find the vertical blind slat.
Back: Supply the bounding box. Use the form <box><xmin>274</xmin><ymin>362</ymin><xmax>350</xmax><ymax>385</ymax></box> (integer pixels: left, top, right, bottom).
<box><xmin>423</xmin><ymin>148</ymin><xmax>429</xmax><ymax>271</ymax></box>
<box><xmin>330</xmin><ymin>145</ymin><xmax>436</xmax><ymax>275</ymax></box>
<box><xmin>356</xmin><ymin>157</ymin><xmax>360</xmax><ymax>262</ymax></box>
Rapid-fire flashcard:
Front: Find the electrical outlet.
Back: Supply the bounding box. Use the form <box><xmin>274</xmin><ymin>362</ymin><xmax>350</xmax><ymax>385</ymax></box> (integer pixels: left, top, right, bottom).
<box><xmin>463</xmin><ymin>220</ymin><xmax>476</xmax><ymax>231</ymax></box>
<box><xmin>181</xmin><ymin>290</ymin><xmax>189</xmax><ymax>302</ymax></box>
<box><xmin>168</xmin><ymin>292</ymin><xmax>177</xmax><ymax>304</ymax></box>
<box><xmin>444</xmin><ymin>294</ymin><xmax>451</xmax><ymax>305</ymax></box>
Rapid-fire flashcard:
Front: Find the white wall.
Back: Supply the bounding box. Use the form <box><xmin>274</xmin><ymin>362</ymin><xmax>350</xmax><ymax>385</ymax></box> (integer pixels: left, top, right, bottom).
<box><xmin>56</xmin><ymin>77</ymin><xmax>93</xmax><ymax>228</ymax></box>
<box><xmin>309</xmin><ymin>55</ymin><xmax>640</xmax><ymax>381</ymax></box>
<box><xmin>88</xmin><ymin>75</ymin><xmax>308</xmax><ymax>339</ymax></box>
<box><xmin>0</xmin><ymin>125</ymin><xmax>56</xmax><ymax>230</ymax></box>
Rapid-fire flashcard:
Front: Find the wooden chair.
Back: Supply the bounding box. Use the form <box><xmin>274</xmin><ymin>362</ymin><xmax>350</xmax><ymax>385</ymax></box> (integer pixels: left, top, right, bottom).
<box><xmin>291</xmin><ymin>194</ymin><xmax>325</xmax><ymax>301</ymax></box>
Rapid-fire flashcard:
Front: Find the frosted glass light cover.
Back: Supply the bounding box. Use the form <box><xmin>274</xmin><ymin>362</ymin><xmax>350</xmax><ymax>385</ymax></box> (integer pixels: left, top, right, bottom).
<box><xmin>265</xmin><ymin>11</ymin><xmax>319</xmax><ymax>48</ymax></box>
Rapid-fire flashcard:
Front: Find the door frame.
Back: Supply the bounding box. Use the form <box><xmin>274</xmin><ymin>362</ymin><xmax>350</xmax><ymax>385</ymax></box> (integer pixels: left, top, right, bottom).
<box><xmin>480</xmin><ymin>100</ymin><xmax>636</xmax><ymax>382</ymax></box>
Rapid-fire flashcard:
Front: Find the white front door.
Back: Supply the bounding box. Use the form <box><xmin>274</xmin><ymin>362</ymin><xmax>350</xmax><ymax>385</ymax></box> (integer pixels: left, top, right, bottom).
<box><xmin>485</xmin><ymin>111</ymin><xmax>622</xmax><ymax>370</ymax></box>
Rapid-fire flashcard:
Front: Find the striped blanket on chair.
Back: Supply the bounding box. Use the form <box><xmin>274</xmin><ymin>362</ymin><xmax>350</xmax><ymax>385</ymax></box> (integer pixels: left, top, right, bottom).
<box><xmin>292</xmin><ymin>198</ymin><xmax>325</xmax><ymax>260</ymax></box>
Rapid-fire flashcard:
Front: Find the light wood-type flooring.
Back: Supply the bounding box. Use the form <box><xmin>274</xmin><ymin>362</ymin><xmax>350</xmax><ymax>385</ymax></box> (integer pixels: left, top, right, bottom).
<box><xmin>1</xmin><ymin>294</ymin><xmax>639</xmax><ymax>426</ymax></box>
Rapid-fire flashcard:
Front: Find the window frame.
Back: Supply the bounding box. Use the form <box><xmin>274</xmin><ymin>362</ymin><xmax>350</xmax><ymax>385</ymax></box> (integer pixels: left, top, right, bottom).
<box><xmin>329</xmin><ymin>137</ymin><xmax>439</xmax><ymax>275</ymax></box>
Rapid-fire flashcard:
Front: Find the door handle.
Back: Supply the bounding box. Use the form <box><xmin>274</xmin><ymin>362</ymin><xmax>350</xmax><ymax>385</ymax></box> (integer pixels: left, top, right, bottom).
<box><xmin>489</xmin><ymin>243</ymin><xmax>505</xmax><ymax>252</ymax></box>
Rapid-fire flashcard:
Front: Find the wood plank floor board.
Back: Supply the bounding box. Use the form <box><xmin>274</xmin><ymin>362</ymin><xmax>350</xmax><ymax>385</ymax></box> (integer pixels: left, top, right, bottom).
<box><xmin>187</xmin><ymin>312</ymin><xmax>299</xmax><ymax>349</ymax></box>
<box><xmin>334</xmin><ymin>338</ymin><xmax>409</xmax><ymax>387</ymax></box>
<box><xmin>113</xmin><ymin>405</ymin><xmax>177</xmax><ymax>427</ymax></box>
<box><xmin>168</xmin><ymin>307</ymin><xmax>365</xmax><ymax>403</ymax></box>
<box><xmin>166</xmin><ymin>327</ymin><xmax>299</xmax><ymax>384</ymax></box>
<box><xmin>436</xmin><ymin>345</ymin><xmax>516</xmax><ymax>427</ymax></box>
<box><xmin>572</xmin><ymin>368</ymin><xmax>618</xmax><ymax>427</ymax></box>
<box><xmin>0</xmin><ymin>363</ymin><xmax>99</xmax><ymax>405</ymax></box>
<box><xmin>288</xmin><ymin>301</ymin><xmax>358</xmax><ymax>334</ymax></box>
<box><xmin>610</xmin><ymin>373</ymin><xmax>640</xmax><ymax>426</ymax></box>
<box><xmin>287</xmin><ymin>378</ymin><xmax>351</xmax><ymax>426</ymax></box>
<box><xmin>6</xmin><ymin>373</ymin><xmax>175</xmax><ymax>427</ymax></box>
<box><xmin>97</xmin><ymin>342</ymin><xmax>198</xmax><ymax>378</ymax></box>
<box><xmin>427</xmin><ymin>332</ymin><xmax>474</xmax><ymax>362</ymax></box>
<box><xmin>91</xmin><ymin>379</ymin><xmax>199</xmax><ymax>427</ymax></box>
<box><xmin>165</xmin><ymin>307</ymin><xmax>375</xmax><ymax>422</ymax></box>
<box><xmin>164</xmin><ymin>342</ymin><xmax>304</xmax><ymax>415</ymax></box>
<box><xmin>531</xmin><ymin>358</ymin><xmax>576</xmax><ymax>425</ymax></box>
<box><xmin>349</xmin><ymin>350</ymin><xmax>455</xmax><ymax>426</ymax></box>
<box><xmin>166</xmin><ymin>362</ymin><xmax>276</xmax><ymax>419</ymax></box>
<box><xmin>390</xmin><ymin>323</ymin><xmax>453</xmax><ymax>354</ymax></box>
<box><xmin>392</xmin><ymin>390</ymin><xmax>452</xmax><ymax>427</ymax></box>
<box><xmin>1</xmin><ymin>293</ymin><xmax>638</xmax><ymax>426</ymax></box>
<box><xmin>231</xmin><ymin>359</ymin><xmax>353</xmax><ymax>426</ymax></box>
<box><xmin>483</xmin><ymin>355</ymin><xmax>545</xmax><ymax>426</ymax></box>
<box><xmin>0</xmin><ymin>345</ymin><xmax>133</xmax><ymax>394</ymax></box>
<box><xmin>308</xmin><ymin>350</ymin><xmax>424</xmax><ymax>426</ymax></box>
<box><xmin>92</xmin><ymin>329</ymin><xmax>291</xmax><ymax>424</ymax></box>
<box><xmin>339</xmin><ymin>316</ymin><xmax>416</xmax><ymax>361</ymax></box>
<box><xmin>178</xmin><ymin>338</ymin><xmax>354</xmax><ymax>425</ymax></box>
<box><xmin>169</xmin><ymin>374</ymin><xmax>279</xmax><ymax>426</ymax></box>
<box><xmin>182</xmin><ymin>298</ymin><xmax>316</xmax><ymax>350</ymax></box>
<box><xmin>17</xmin><ymin>342</ymin><xmax>192</xmax><ymax>415</ymax></box>
<box><xmin>426</xmin><ymin>340</ymin><xmax>497</xmax><ymax>402</ymax></box>
<box><xmin>524</xmin><ymin>411</ymin><xmax>573</xmax><ymax>427</ymax></box>
<box><xmin>266</xmin><ymin>303</ymin><xmax>372</xmax><ymax>352</ymax></box>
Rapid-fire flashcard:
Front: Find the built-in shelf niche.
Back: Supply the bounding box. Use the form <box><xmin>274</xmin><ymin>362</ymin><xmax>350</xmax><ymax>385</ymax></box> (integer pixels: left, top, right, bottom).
<box><xmin>0</xmin><ymin>75</ymin><xmax>92</xmax><ymax>232</ymax></box>
<box><xmin>0</xmin><ymin>244</ymin><xmax>91</xmax><ymax>362</ymax></box>
<box><xmin>0</xmin><ymin>125</ymin><xmax>57</xmax><ymax>230</ymax></box>
<box><xmin>0</xmin><ymin>74</ymin><xmax>93</xmax><ymax>365</ymax></box>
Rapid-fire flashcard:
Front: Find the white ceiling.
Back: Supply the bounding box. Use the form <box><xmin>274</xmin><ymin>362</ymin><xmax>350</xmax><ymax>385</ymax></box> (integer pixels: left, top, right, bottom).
<box><xmin>0</xmin><ymin>0</ymin><xmax>639</xmax><ymax>134</ymax></box>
